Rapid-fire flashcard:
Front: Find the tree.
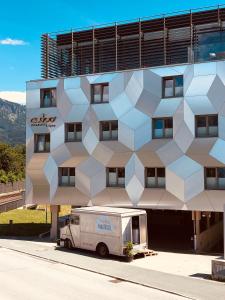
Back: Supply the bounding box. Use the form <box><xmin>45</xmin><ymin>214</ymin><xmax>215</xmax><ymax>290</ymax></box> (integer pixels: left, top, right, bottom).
<box><xmin>0</xmin><ymin>142</ymin><xmax>25</xmax><ymax>183</ymax></box>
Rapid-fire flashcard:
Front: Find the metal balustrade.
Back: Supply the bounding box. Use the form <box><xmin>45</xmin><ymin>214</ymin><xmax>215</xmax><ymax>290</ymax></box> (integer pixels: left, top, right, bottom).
<box><xmin>41</xmin><ymin>4</ymin><xmax>225</xmax><ymax>79</ymax></box>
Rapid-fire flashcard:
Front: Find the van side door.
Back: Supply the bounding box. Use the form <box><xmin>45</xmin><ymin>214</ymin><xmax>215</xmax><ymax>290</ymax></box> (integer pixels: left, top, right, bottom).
<box><xmin>70</xmin><ymin>215</ymin><xmax>81</xmax><ymax>248</ymax></box>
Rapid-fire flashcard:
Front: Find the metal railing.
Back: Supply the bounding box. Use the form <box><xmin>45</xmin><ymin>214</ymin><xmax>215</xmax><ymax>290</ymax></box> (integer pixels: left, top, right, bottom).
<box><xmin>41</xmin><ymin>4</ymin><xmax>225</xmax><ymax>79</ymax></box>
<box><xmin>0</xmin><ymin>181</ymin><xmax>24</xmax><ymax>194</ymax></box>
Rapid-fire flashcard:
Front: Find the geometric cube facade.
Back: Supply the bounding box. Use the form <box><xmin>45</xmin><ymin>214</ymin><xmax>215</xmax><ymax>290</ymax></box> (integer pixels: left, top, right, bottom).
<box><xmin>26</xmin><ymin>61</ymin><xmax>225</xmax><ymax>212</ymax></box>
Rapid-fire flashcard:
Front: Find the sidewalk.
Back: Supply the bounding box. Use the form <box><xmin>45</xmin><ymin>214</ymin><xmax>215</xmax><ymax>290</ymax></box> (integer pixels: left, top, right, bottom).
<box><xmin>0</xmin><ymin>238</ymin><xmax>224</xmax><ymax>300</ymax></box>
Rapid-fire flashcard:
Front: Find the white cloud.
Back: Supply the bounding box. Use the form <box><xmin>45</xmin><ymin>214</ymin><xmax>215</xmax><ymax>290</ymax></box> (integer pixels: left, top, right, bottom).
<box><xmin>0</xmin><ymin>38</ymin><xmax>28</xmax><ymax>46</ymax></box>
<box><xmin>0</xmin><ymin>91</ymin><xmax>26</xmax><ymax>105</ymax></box>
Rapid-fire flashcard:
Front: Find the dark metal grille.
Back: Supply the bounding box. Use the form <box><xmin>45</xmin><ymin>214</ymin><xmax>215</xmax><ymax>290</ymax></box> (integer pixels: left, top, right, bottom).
<box><xmin>41</xmin><ymin>5</ymin><xmax>225</xmax><ymax>79</ymax></box>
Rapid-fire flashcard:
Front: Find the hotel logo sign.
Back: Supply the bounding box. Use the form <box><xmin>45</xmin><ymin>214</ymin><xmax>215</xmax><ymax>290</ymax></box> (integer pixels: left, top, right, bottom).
<box><xmin>30</xmin><ymin>113</ymin><xmax>56</xmax><ymax>128</ymax></box>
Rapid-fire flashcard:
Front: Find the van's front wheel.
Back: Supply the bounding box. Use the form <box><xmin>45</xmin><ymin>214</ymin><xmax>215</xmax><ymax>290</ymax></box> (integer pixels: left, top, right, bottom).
<box><xmin>96</xmin><ymin>243</ymin><xmax>109</xmax><ymax>257</ymax></box>
<box><xmin>64</xmin><ymin>239</ymin><xmax>73</xmax><ymax>249</ymax></box>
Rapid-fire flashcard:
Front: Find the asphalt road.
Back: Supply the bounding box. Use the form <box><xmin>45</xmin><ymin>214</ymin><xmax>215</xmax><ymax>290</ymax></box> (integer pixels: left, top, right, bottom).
<box><xmin>0</xmin><ymin>247</ymin><xmax>186</xmax><ymax>300</ymax></box>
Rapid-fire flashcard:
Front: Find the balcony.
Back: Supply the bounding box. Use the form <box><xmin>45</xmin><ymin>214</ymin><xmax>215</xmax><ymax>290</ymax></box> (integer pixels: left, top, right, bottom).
<box><xmin>41</xmin><ymin>4</ymin><xmax>225</xmax><ymax>79</ymax></box>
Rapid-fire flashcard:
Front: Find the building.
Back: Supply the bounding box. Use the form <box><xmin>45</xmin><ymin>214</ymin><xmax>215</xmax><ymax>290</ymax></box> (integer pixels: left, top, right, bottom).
<box><xmin>26</xmin><ymin>5</ymin><xmax>225</xmax><ymax>254</ymax></box>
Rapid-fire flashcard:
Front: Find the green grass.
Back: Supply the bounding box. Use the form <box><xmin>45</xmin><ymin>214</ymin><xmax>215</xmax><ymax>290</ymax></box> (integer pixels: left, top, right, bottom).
<box><xmin>0</xmin><ymin>205</ymin><xmax>71</xmax><ymax>225</ymax></box>
<box><xmin>0</xmin><ymin>205</ymin><xmax>71</xmax><ymax>236</ymax></box>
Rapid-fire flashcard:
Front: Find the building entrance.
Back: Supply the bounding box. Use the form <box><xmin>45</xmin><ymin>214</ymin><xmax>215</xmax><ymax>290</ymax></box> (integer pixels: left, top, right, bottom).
<box><xmin>146</xmin><ymin>209</ymin><xmax>194</xmax><ymax>251</ymax></box>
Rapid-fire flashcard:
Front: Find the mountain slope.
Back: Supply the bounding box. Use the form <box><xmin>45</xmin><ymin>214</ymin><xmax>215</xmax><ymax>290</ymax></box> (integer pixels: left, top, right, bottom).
<box><xmin>0</xmin><ymin>98</ymin><xmax>25</xmax><ymax>144</ymax></box>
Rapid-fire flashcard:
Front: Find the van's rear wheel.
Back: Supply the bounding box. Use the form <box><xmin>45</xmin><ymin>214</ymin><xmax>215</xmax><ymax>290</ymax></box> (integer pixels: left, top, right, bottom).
<box><xmin>96</xmin><ymin>243</ymin><xmax>109</xmax><ymax>257</ymax></box>
<box><xmin>64</xmin><ymin>239</ymin><xmax>73</xmax><ymax>249</ymax></box>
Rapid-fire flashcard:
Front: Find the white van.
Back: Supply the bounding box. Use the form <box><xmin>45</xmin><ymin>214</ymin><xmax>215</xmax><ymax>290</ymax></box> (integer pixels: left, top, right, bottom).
<box><xmin>58</xmin><ymin>206</ymin><xmax>147</xmax><ymax>257</ymax></box>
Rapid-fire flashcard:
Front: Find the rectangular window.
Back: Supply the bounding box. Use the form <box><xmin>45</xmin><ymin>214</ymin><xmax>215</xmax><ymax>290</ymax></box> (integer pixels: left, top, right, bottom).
<box><xmin>195</xmin><ymin>115</ymin><xmax>218</xmax><ymax>137</ymax></box>
<box><xmin>40</xmin><ymin>88</ymin><xmax>57</xmax><ymax>108</ymax></box>
<box><xmin>34</xmin><ymin>134</ymin><xmax>50</xmax><ymax>153</ymax></box>
<box><xmin>65</xmin><ymin>123</ymin><xmax>82</xmax><ymax>142</ymax></box>
<box><xmin>145</xmin><ymin>168</ymin><xmax>165</xmax><ymax>188</ymax></box>
<box><xmin>100</xmin><ymin>121</ymin><xmax>118</xmax><ymax>141</ymax></box>
<box><xmin>163</xmin><ymin>76</ymin><xmax>183</xmax><ymax>98</ymax></box>
<box><xmin>58</xmin><ymin>167</ymin><xmax>75</xmax><ymax>187</ymax></box>
<box><xmin>91</xmin><ymin>83</ymin><xmax>109</xmax><ymax>103</ymax></box>
<box><xmin>107</xmin><ymin>167</ymin><xmax>125</xmax><ymax>187</ymax></box>
<box><xmin>205</xmin><ymin>167</ymin><xmax>225</xmax><ymax>190</ymax></box>
<box><xmin>153</xmin><ymin>118</ymin><xmax>173</xmax><ymax>139</ymax></box>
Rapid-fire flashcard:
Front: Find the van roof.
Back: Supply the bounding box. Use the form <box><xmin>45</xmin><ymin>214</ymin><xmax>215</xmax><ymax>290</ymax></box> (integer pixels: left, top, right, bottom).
<box><xmin>71</xmin><ymin>206</ymin><xmax>146</xmax><ymax>216</ymax></box>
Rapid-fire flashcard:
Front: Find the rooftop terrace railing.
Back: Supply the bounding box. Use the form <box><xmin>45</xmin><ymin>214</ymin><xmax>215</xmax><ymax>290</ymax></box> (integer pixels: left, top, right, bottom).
<box><xmin>41</xmin><ymin>4</ymin><xmax>225</xmax><ymax>79</ymax></box>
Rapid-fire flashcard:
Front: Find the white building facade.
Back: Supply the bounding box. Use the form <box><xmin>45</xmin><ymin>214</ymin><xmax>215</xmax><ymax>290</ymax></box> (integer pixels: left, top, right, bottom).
<box><xmin>26</xmin><ymin>6</ymin><xmax>225</xmax><ymax>251</ymax></box>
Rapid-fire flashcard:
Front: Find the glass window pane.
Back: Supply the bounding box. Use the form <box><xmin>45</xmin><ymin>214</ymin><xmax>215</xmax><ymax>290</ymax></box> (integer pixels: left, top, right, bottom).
<box><xmin>37</xmin><ymin>135</ymin><xmax>45</xmax><ymax>152</ymax></box>
<box><xmin>218</xmin><ymin>168</ymin><xmax>225</xmax><ymax>178</ymax></box>
<box><xmin>208</xmin><ymin>116</ymin><xmax>218</xmax><ymax>126</ymax></box>
<box><xmin>175</xmin><ymin>76</ymin><xmax>183</xmax><ymax>97</ymax></box>
<box><xmin>118</xmin><ymin>168</ymin><xmax>125</xmax><ymax>178</ymax></box>
<box><xmin>197</xmin><ymin>116</ymin><xmax>206</xmax><ymax>127</ymax></box>
<box><xmin>154</xmin><ymin>119</ymin><xmax>163</xmax><ymax>138</ymax></box>
<box><xmin>165</xmin><ymin>118</ymin><xmax>173</xmax><ymax>129</ymax></box>
<box><xmin>208</xmin><ymin>126</ymin><xmax>218</xmax><ymax>137</ymax></box>
<box><xmin>158</xmin><ymin>177</ymin><xmax>165</xmax><ymax>188</ymax></box>
<box><xmin>67</xmin><ymin>132</ymin><xmax>75</xmax><ymax>141</ymax></box>
<box><xmin>102</xmin><ymin>85</ymin><xmax>109</xmax><ymax>102</ymax></box>
<box><xmin>164</xmin><ymin>79</ymin><xmax>174</xmax><ymax>97</ymax></box>
<box><xmin>206</xmin><ymin>168</ymin><xmax>216</xmax><ymax>177</ymax></box>
<box><xmin>76</xmin><ymin>123</ymin><xmax>82</xmax><ymax>132</ymax></box>
<box><xmin>43</xmin><ymin>90</ymin><xmax>51</xmax><ymax>107</ymax></box>
<box><xmin>101</xmin><ymin>122</ymin><xmax>110</xmax><ymax>140</ymax></box>
<box><xmin>197</xmin><ymin>127</ymin><xmax>207</xmax><ymax>137</ymax></box>
<box><xmin>70</xmin><ymin>176</ymin><xmax>75</xmax><ymax>185</ymax></box>
<box><xmin>69</xmin><ymin>168</ymin><xmax>75</xmax><ymax>176</ymax></box>
<box><xmin>76</xmin><ymin>131</ymin><xmax>82</xmax><ymax>141</ymax></box>
<box><xmin>206</xmin><ymin>168</ymin><xmax>217</xmax><ymax>189</ymax></box>
<box><xmin>45</xmin><ymin>134</ymin><xmax>50</xmax><ymax>143</ymax></box>
<box><xmin>147</xmin><ymin>168</ymin><xmax>155</xmax><ymax>177</ymax></box>
<box><xmin>62</xmin><ymin>168</ymin><xmax>68</xmax><ymax>176</ymax></box>
<box><xmin>68</xmin><ymin>124</ymin><xmax>74</xmax><ymax>132</ymax></box>
<box><xmin>118</xmin><ymin>177</ymin><xmax>125</xmax><ymax>186</ymax></box>
<box><xmin>206</xmin><ymin>177</ymin><xmax>217</xmax><ymax>189</ymax></box>
<box><xmin>111</xmin><ymin>121</ymin><xmax>118</xmax><ymax>139</ymax></box>
<box><xmin>175</xmin><ymin>76</ymin><xmax>183</xmax><ymax>87</ymax></box>
<box><xmin>108</xmin><ymin>169</ymin><xmax>117</xmax><ymax>186</ymax></box>
<box><xmin>93</xmin><ymin>85</ymin><xmax>101</xmax><ymax>103</ymax></box>
<box><xmin>147</xmin><ymin>177</ymin><xmax>156</xmax><ymax>188</ymax></box>
<box><xmin>165</xmin><ymin>128</ymin><xmax>173</xmax><ymax>138</ymax></box>
<box><xmin>51</xmin><ymin>89</ymin><xmax>57</xmax><ymax>106</ymax></box>
<box><xmin>218</xmin><ymin>178</ymin><xmax>225</xmax><ymax>189</ymax></box>
<box><xmin>157</xmin><ymin>168</ymin><xmax>165</xmax><ymax>177</ymax></box>
<box><xmin>101</xmin><ymin>122</ymin><xmax>110</xmax><ymax>131</ymax></box>
<box><xmin>208</xmin><ymin>116</ymin><xmax>218</xmax><ymax>137</ymax></box>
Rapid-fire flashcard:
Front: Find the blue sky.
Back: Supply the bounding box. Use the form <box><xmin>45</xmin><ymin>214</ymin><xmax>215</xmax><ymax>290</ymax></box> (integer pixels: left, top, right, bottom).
<box><xmin>0</xmin><ymin>0</ymin><xmax>222</xmax><ymax>103</ymax></box>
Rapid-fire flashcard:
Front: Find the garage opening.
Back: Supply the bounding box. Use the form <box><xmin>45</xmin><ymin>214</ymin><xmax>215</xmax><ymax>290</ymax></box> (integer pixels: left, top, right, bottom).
<box><xmin>146</xmin><ymin>209</ymin><xmax>194</xmax><ymax>252</ymax></box>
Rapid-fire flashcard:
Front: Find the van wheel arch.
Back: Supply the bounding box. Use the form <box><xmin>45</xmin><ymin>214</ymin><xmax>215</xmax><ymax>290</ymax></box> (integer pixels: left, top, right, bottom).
<box><xmin>96</xmin><ymin>242</ymin><xmax>109</xmax><ymax>257</ymax></box>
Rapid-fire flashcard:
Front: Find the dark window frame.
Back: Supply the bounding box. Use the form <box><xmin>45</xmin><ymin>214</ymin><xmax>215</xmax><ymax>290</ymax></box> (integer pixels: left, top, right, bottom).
<box><xmin>40</xmin><ymin>88</ymin><xmax>57</xmax><ymax>108</ymax></box>
<box><xmin>205</xmin><ymin>167</ymin><xmax>225</xmax><ymax>190</ymax></box>
<box><xmin>106</xmin><ymin>167</ymin><xmax>125</xmax><ymax>188</ymax></box>
<box><xmin>58</xmin><ymin>167</ymin><xmax>76</xmax><ymax>187</ymax></box>
<box><xmin>145</xmin><ymin>167</ymin><xmax>166</xmax><ymax>188</ymax></box>
<box><xmin>91</xmin><ymin>83</ymin><xmax>109</xmax><ymax>104</ymax></box>
<box><xmin>34</xmin><ymin>133</ymin><xmax>50</xmax><ymax>153</ymax></box>
<box><xmin>152</xmin><ymin>117</ymin><xmax>173</xmax><ymax>139</ymax></box>
<box><xmin>65</xmin><ymin>122</ymin><xmax>82</xmax><ymax>142</ymax></box>
<box><xmin>162</xmin><ymin>76</ymin><xmax>183</xmax><ymax>98</ymax></box>
<box><xmin>195</xmin><ymin>114</ymin><xmax>218</xmax><ymax>138</ymax></box>
<box><xmin>100</xmin><ymin>120</ymin><xmax>118</xmax><ymax>141</ymax></box>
